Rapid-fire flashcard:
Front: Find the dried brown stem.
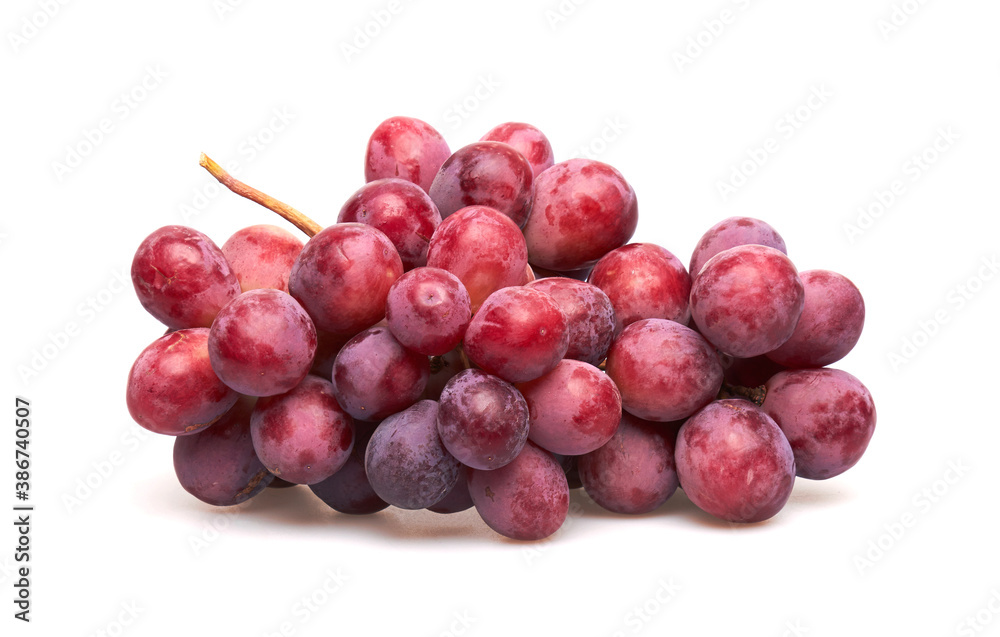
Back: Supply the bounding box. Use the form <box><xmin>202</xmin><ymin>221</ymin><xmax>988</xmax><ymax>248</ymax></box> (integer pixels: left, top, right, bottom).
<box><xmin>198</xmin><ymin>153</ymin><xmax>323</xmax><ymax>238</ymax></box>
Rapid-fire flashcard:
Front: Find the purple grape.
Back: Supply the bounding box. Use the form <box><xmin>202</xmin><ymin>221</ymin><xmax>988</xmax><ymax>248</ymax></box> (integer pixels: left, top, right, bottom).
<box><xmin>689</xmin><ymin>216</ymin><xmax>787</xmax><ymax>277</ymax></box>
<box><xmin>250</xmin><ymin>375</ymin><xmax>354</xmax><ymax>485</ymax></box>
<box><xmin>464</xmin><ymin>286</ymin><xmax>569</xmax><ymax>383</ymax></box>
<box><xmin>468</xmin><ymin>442</ymin><xmax>569</xmax><ymax>541</ymax></box>
<box><xmin>605</xmin><ymin>319</ymin><xmax>723</xmax><ymax>422</ymax></box>
<box><xmin>675</xmin><ymin>400</ymin><xmax>795</xmax><ymax>523</ymax></box>
<box><xmin>523</xmin><ymin>159</ymin><xmax>638</xmax><ymax>272</ymax></box>
<box><xmin>208</xmin><ymin>289</ymin><xmax>317</xmax><ymax>397</ymax></box>
<box><xmin>690</xmin><ymin>244</ymin><xmax>805</xmax><ymax>358</ymax></box>
<box><xmin>762</xmin><ymin>368</ymin><xmax>876</xmax><ymax>480</ymax></box>
<box><xmin>331</xmin><ymin>327</ymin><xmax>429</xmax><ymax>421</ymax></box>
<box><xmin>427</xmin><ymin>477</ymin><xmax>475</xmax><ymax>514</ymax></box>
<box><xmin>517</xmin><ymin>359</ymin><xmax>622</xmax><ymax>456</ymax></box>
<box><xmin>578</xmin><ymin>413</ymin><xmax>678</xmax><ymax>514</ymax></box>
<box><xmin>173</xmin><ymin>396</ymin><xmax>275</xmax><ymax>506</ymax></box>
<box><xmin>480</xmin><ymin>122</ymin><xmax>555</xmax><ymax>179</ymax></box>
<box><xmin>588</xmin><ymin>243</ymin><xmax>691</xmax><ymax>336</ymax></box>
<box><xmin>765</xmin><ymin>270</ymin><xmax>865</xmax><ymax>368</ymax></box>
<box><xmin>365</xmin><ymin>401</ymin><xmax>461</xmax><ymax>510</ymax></box>
<box><xmin>429</xmin><ymin>142</ymin><xmax>534</xmax><ymax>227</ymax></box>
<box><xmin>338</xmin><ymin>178</ymin><xmax>442</xmax><ymax>271</ymax></box>
<box><xmin>131</xmin><ymin>225</ymin><xmax>241</xmax><ymax>329</ymax></box>
<box><xmin>525</xmin><ymin>277</ymin><xmax>615</xmax><ymax>366</ymax></box>
<box><xmin>126</xmin><ymin>328</ymin><xmax>238</xmax><ymax>436</ymax></box>
<box><xmin>289</xmin><ymin>223</ymin><xmax>404</xmax><ymax>337</ymax></box>
<box><xmin>385</xmin><ymin>267</ymin><xmax>472</xmax><ymax>356</ymax></box>
<box><xmin>436</xmin><ymin>369</ymin><xmax>529</xmax><ymax>470</ymax></box>
<box><xmin>309</xmin><ymin>421</ymin><xmax>388</xmax><ymax>515</ymax></box>
<box><xmin>365</xmin><ymin>116</ymin><xmax>451</xmax><ymax>194</ymax></box>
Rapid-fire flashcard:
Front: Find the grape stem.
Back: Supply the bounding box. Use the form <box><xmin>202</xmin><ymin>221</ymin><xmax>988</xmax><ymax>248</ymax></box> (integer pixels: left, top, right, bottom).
<box><xmin>718</xmin><ymin>382</ymin><xmax>767</xmax><ymax>406</ymax></box>
<box><xmin>198</xmin><ymin>153</ymin><xmax>323</xmax><ymax>238</ymax></box>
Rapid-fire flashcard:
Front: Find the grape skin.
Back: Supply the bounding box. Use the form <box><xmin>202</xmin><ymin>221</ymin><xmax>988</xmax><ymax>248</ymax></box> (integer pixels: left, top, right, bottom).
<box><xmin>464</xmin><ymin>286</ymin><xmax>569</xmax><ymax>384</ymax></box>
<box><xmin>588</xmin><ymin>242</ymin><xmax>691</xmax><ymax>336</ymax></box>
<box><xmin>131</xmin><ymin>225</ymin><xmax>241</xmax><ymax>329</ymax></box>
<box><xmin>436</xmin><ymin>369</ymin><xmax>529</xmax><ymax>470</ymax></box>
<box><xmin>425</xmin><ymin>205</ymin><xmax>529</xmax><ymax>313</ymax></box>
<box><xmin>689</xmin><ymin>244</ymin><xmax>805</xmax><ymax>358</ymax></box>
<box><xmin>523</xmin><ymin>159</ymin><xmax>638</xmax><ymax>272</ymax></box>
<box><xmin>365</xmin><ymin>116</ymin><xmax>451</xmax><ymax>194</ymax></box>
<box><xmin>332</xmin><ymin>327</ymin><xmax>429</xmax><ymax>421</ymax></box>
<box><xmin>688</xmin><ymin>216</ymin><xmax>787</xmax><ymax>277</ymax></box>
<box><xmin>365</xmin><ymin>400</ymin><xmax>461</xmax><ymax>510</ymax></box>
<box><xmin>251</xmin><ymin>375</ymin><xmax>355</xmax><ymax>485</ymax></box>
<box><xmin>337</xmin><ymin>178</ymin><xmax>442</xmax><ymax>271</ymax></box>
<box><xmin>173</xmin><ymin>396</ymin><xmax>275</xmax><ymax>506</ymax></box>
<box><xmin>429</xmin><ymin>141</ymin><xmax>534</xmax><ymax>227</ymax></box>
<box><xmin>525</xmin><ymin>277</ymin><xmax>615</xmax><ymax>366</ymax></box>
<box><xmin>289</xmin><ymin>223</ymin><xmax>403</xmax><ymax>337</ymax></box>
<box><xmin>481</xmin><ymin>122</ymin><xmax>555</xmax><ymax>179</ymax></box>
<box><xmin>578</xmin><ymin>413</ymin><xmax>679</xmax><ymax>515</ymax></box>
<box><xmin>221</xmin><ymin>224</ymin><xmax>303</xmax><ymax>293</ymax></box>
<box><xmin>675</xmin><ymin>399</ymin><xmax>796</xmax><ymax>523</ymax></box>
<box><xmin>517</xmin><ymin>359</ymin><xmax>622</xmax><ymax>456</ymax></box>
<box><xmin>468</xmin><ymin>442</ymin><xmax>569</xmax><ymax>541</ymax></box>
<box><xmin>126</xmin><ymin>328</ymin><xmax>238</xmax><ymax>436</ymax></box>
<box><xmin>762</xmin><ymin>368</ymin><xmax>876</xmax><ymax>480</ymax></box>
<box><xmin>605</xmin><ymin>319</ymin><xmax>723</xmax><ymax>422</ymax></box>
<box><xmin>385</xmin><ymin>267</ymin><xmax>472</xmax><ymax>356</ymax></box>
<box><xmin>208</xmin><ymin>289</ymin><xmax>317</xmax><ymax>397</ymax></box>
<box><xmin>765</xmin><ymin>270</ymin><xmax>865</xmax><ymax>368</ymax></box>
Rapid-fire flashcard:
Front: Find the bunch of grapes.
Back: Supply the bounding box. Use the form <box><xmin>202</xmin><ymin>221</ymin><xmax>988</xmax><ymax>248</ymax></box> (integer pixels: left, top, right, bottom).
<box><xmin>126</xmin><ymin>116</ymin><xmax>875</xmax><ymax>540</ymax></box>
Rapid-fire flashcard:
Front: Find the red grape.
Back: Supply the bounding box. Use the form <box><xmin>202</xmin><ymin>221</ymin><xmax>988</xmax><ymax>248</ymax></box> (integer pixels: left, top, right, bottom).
<box><xmin>365</xmin><ymin>116</ymin><xmax>451</xmax><ymax>193</ymax></box>
<box><xmin>690</xmin><ymin>244</ymin><xmax>805</xmax><ymax>358</ymax></box>
<box><xmin>250</xmin><ymin>375</ymin><xmax>354</xmax><ymax>485</ymax></box>
<box><xmin>517</xmin><ymin>359</ymin><xmax>622</xmax><ymax>456</ymax></box>
<box><xmin>468</xmin><ymin>442</ymin><xmax>569</xmax><ymax>541</ymax></box>
<box><xmin>331</xmin><ymin>326</ymin><xmax>428</xmax><ymax>421</ymax></box>
<box><xmin>578</xmin><ymin>413</ymin><xmax>678</xmax><ymax>514</ymax></box>
<box><xmin>436</xmin><ymin>369</ymin><xmax>529</xmax><ymax>470</ymax></box>
<box><xmin>131</xmin><ymin>225</ymin><xmax>240</xmax><ymax>329</ymax></box>
<box><xmin>126</xmin><ymin>328</ymin><xmax>238</xmax><ymax>436</ymax></box>
<box><xmin>523</xmin><ymin>159</ymin><xmax>638</xmax><ymax>272</ymax></box>
<box><xmin>429</xmin><ymin>141</ymin><xmax>534</xmax><ymax>227</ymax></box>
<box><xmin>675</xmin><ymin>399</ymin><xmax>795</xmax><ymax>523</ymax></box>
<box><xmin>481</xmin><ymin>122</ymin><xmax>555</xmax><ymax>179</ymax></box>
<box><xmin>173</xmin><ymin>396</ymin><xmax>275</xmax><ymax>506</ymax></box>
<box><xmin>464</xmin><ymin>286</ymin><xmax>569</xmax><ymax>383</ymax></box>
<box><xmin>425</xmin><ymin>205</ymin><xmax>528</xmax><ymax>313</ymax></box>
<box><xmin>337</xmin><ymin>178</ymin><xmax>442</xmax><ymax>271</ymax></box>
<box><xmin>385</xmin><ymin>267</ymin><xmax>472</xmax><ymax>356</ymax></box>
<box><xmin>309</xmin><ymin>420</ymin><xmax>388</xmax><ymax>515</ymax></box>
<box><xmin>588</xmin><ymin>242</ymin><xmax>691</xmax><ymax>336</ymax></box>
<box><xmin>221</xmin><ymin>224</ymin><xmax>303</xmax><ymax>293</ymax></box>
<box><xmin>689</xmin><ymin>216</ymin><xmax>787</xmax><ymax>277</ymax></box>
<box><xmin>208</xmin><ymin>289</ymin><xmax>317</xmax><ymax>397</ymax></box>
<box><xmin>762</xmin><ymin>368</ymin><xmax>876</xmax><ymax>480</ymax></box>
<box><xmin>525</xmin><ymin>277</ymin><xmax>615</xmax><ymax>366</ymax></box>
<box><xmin>766</xmin><ymin>270</ymin><xmax>865</xmax><ymax>368</ymax></box>
<box><xmin>289</xmin><ymin>223</ymin><xmax>404</xmax><ymax>337</ymax></box>
<box><xmin>605</xmin><ymin>318</ymin><xmax>722</xmax><ymax>422</ymax></box>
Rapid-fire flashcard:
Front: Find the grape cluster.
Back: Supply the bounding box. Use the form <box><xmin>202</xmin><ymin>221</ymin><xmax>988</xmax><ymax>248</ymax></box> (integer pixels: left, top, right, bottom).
<box><xmin>126</xmin><ymin>116</ymin><xmax>876</xmax><ymax>540</ymax></box>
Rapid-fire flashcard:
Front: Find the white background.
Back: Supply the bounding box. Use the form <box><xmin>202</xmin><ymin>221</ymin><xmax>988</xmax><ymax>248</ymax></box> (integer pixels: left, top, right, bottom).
<box><xmin>3</xmin><ymin>1</ymin><xmax>999</xmax><ymax>635</ymax></box>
